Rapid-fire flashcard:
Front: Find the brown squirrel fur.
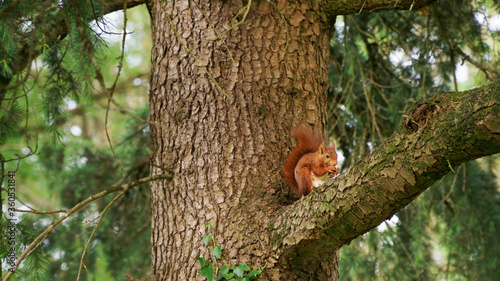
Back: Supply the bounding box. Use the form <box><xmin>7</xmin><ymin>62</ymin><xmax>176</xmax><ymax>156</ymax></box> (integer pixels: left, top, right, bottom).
<box><xmin>283</xmin><ymin>127</ymin><xmax>340</xmax><ymax>197</ymax></box>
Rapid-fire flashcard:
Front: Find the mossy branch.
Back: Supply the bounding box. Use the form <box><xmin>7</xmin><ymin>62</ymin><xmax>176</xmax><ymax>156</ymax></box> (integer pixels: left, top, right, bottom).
<box><xmin>271</xmin><ymin>80</ymin><xmax>500</xmax><ymax>272</ymax></box>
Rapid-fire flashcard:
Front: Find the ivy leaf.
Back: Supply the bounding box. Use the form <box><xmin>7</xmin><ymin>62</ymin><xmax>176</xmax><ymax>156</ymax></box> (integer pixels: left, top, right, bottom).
<box><xmin>248</xmin><ymin>268</ymin><xmax>262</xmax><ymax>278</ymax></box>
<box><xmin>197</xmin><ymin>256</ymin><xmax>206</xmax><ymax>267</ymax></box>
<box><xmin>210</xmin><ymin>245</ymin><xmax>222</xmax><ymax>259</ymax></box>
<box><xmin>219</xmin><ymin>266</ymin><xmax>229</xmax><ymax>275</ymax></box>
<box><xmin>221</xmin><ymin>273</ymin><xmax>235</xmax><ymax>280</ymax></box>
<box><xmin>238</xmin><ymin>263</ymin><xmax>251</xmax><ymax>272</ymax></box>
<box><xmin>216</xmin><ymin>266</ymin><xmax>230</xmax><ymax>280</ymax></box>
<box><xmin>202</xmin><ymin>235</ymin><xmax>211</xmax><ymax>246</ymax></box>
<box><xmin>200</xmin><ymin>264</ymin><xmax>214</xmax><ymax>281</ymax></box>
<box><xmin>233</xmin><ymin>266</ymin><xmax>244</xmax><ymax>278</ymax></box>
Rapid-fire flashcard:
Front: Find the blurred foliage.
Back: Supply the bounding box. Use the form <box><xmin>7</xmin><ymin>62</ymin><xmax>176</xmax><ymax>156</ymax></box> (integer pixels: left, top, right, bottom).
<box><xmin>1</xmin><ymin>0</ymin><xmax>152</xmax><ymax>279</ymax></box>
<box><xmin>329</xmin><ymin>1</ymin><xmax>500</xmax><ymax>280</ymax></box>
<box><xmin>339</xmin><ymin>161</ymin><xmax>500</xmax><ymax>280</ymax></box>
<box><xmin>328</xmin><ymin>1</ymin><xmax>500</xmax><ymax>168</ymax></box>
<box><xmin>0</xmin><ymin>0</ymin><xmax>499</xmax><ymax>280</ymax></box>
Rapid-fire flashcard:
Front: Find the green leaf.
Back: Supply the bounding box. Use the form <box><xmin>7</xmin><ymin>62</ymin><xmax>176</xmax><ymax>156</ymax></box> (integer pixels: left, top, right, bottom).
<box><xmin>197</xmin><ymin>256</ymin><xmax>206</xmax><ymax>267</ymax></box>
<box><xmin>203</xmin><ymin>235</ymin><xmax>212</xmax><ymax>246</ymax></box>
<box><xmin>224</xmin><ymin>273</ymin><xmax>236</xmax><ymax>278</ymax></box>
<box><xmin>238</xmin><ymin>263</ymin><xmax>251</xmax><ymax>272</ymax></box>
<box><xmin>200</xmin><ymin>264</ymin><xmax>214</xmax><ymax>281</ymax></box>
<box><xmin>210</xmin><ymin>245</ymin><xmax>222</xmax><ymax>259</ymax></box>
<box><xmin>217</xmin><ymin>270</ymin><xmax>235</xmax><ymax>281</ymax></box>
<box><xmin>248</xmin><ymin>268</ymin><xmax>262</xmax><ymax>278</ymax></box>
<box><xmin>206</xmin><ymin>222</ymin><xmax>213</xmax><ymax>232</ymax></box>
<box><xmin>219</xmin><ymin>266</ymin><xmax>229</xmax><ymax>275</ymax></box>
<box><xmin>216</xmin><ymin>266</ymin><xmax>230</xmax><ymax>280</ymax></box>
<box><xmin>233</xmin><ymin>266</ymin><xmax>244</xmax><ymax>278</ymax></box>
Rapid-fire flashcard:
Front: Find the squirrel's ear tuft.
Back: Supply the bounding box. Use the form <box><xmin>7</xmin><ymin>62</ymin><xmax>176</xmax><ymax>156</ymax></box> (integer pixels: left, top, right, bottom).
<box><xmin>328</xmin><ymin>137</ymin><xmax>336</xmax><ymax>149</ymax></box>
<box><xmin>319</xmin><ymin>143</ymin><xmax>326</xmax><ymax>153</ymax></box>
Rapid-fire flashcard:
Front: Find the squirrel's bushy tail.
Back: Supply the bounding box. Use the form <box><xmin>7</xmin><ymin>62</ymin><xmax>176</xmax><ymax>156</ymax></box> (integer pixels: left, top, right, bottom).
<box><xmin>283</xmin><ymin>127</ymin><xmax>324</xmax><ymax>197</ymax></box>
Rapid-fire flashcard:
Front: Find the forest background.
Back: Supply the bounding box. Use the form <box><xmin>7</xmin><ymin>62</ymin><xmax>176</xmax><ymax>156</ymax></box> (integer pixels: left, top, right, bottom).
<box><xmin>1</xmin><ymin>1</ymin><xmax>500</xmax><ymax>280</ymax></box>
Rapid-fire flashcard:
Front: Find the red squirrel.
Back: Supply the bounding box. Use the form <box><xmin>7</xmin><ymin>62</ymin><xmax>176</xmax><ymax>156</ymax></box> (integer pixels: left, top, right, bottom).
<box><xmin>283</xmin><ymin>127</ymin><xmax>340</xmax><ymax>197</ymax></box>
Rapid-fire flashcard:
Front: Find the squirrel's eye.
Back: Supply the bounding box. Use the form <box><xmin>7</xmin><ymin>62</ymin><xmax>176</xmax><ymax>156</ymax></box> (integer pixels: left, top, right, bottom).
<box><xmin>326</xmin><ymin>155</ymin><xmax>330</xmax><ymax>158</ymax></box>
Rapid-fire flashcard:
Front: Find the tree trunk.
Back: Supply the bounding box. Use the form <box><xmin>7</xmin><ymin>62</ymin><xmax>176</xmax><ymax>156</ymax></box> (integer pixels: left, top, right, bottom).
<box><xmin>146</xmin><ymin>0</ymin><xmax>475</xmax><ymax>280</ymax></box>
<box><xmin>147</xmin><ymin>0</ymin><xmax>333</xmax><ymax>279</ymax></box>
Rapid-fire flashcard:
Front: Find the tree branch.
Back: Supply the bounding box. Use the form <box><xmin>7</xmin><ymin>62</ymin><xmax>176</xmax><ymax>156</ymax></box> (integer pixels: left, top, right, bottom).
<box><xmin>2</xmin><ymin>174</ymin><xmax>171</xmax><ymax>281</ymax></box>
<box><xmin>0</xmin><ymin>0</ymin><xmax>146</xmax><ymax>88</ymax></box>
<box><xmin>102</xmin><ymin>0</ymin><xmax>146</xmax><ymax>13</ymax></box>
<box><xmin>271</xmin><ymin>80</ymin><xmax>500</xmax><ymax>272</ymax></box>
<box><xmin>322</xmin><ymin>0</ymin><xmax>437</xmax><ymax>16</ymax></box>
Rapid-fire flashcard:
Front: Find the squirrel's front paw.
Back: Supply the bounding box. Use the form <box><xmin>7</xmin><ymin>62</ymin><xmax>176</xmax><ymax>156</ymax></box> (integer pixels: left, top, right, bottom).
<box><xmin>327</xmin><ymin>166</ymin><xmax>340</xmax><ymax>177</ymax></box>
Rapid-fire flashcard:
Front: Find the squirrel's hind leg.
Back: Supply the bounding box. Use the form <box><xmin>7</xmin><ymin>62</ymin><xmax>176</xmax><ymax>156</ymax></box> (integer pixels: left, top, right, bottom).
<box><xmin>295</xmin><ymin>167</ymin><xmax>313</xmax><ymax>197</ymax></box>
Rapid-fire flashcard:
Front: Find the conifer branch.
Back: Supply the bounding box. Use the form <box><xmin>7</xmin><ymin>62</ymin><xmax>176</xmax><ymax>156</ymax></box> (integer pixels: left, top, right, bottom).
<box><xmin>2</xmin><ymin>174</ymin><xmax>172</xmax><ymax>281</ymax></box>
<box><xmin>0</xmin><ymin>0</ymin><xmax>146</xmax><ymax>90</ymax></box>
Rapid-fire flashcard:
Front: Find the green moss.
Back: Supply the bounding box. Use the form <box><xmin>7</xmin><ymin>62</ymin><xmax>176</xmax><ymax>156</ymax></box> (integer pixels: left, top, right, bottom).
<box><xmin>257</xmin><ymin>106</ymin><xmax>268</xmax><ymax>117</ymax></box>
<box><xmin>271</xmin><ymin>233</ymin><xmax>283</xmax><ymax>248</ymax></box>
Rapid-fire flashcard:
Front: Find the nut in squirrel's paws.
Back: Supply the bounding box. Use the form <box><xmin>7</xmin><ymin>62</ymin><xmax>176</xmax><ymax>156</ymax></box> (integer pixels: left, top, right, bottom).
<box><xmin>328</xmin><ymin>167</ymin><xmax>340</xmax><ymax>177</ymax></box>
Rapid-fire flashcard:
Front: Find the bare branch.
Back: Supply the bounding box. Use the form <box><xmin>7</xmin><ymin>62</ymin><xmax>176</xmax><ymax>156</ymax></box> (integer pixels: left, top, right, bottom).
<box><xmin>12</xmin><ymin>209</ymin><xmax>67</xmax><ymax>214</ymax></box>
<box><xmin>2</xmin><ymin>174</ymin><xmax>172</xmax><ymax>281</ymax></box>
<box><xmin>77</xmin><ymin>189</ymin><xmax>127</xmax><ymax>281</ymax></box>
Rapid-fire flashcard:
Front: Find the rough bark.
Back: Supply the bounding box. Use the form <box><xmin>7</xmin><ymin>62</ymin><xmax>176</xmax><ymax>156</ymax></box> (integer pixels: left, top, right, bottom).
<box><xmin>148</xmin><ymin>0</ymin><xmax>333</xmax><ymax>279</ymax></box>
<box><xmin>145</xmin><ymin>0</ymin><xmax>455</xmax><ymax>280</ymax></box>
